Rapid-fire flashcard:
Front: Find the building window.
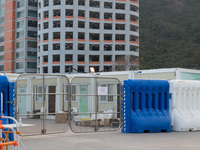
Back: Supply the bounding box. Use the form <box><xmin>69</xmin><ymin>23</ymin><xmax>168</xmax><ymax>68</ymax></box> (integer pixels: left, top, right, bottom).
<box><xmin>34</xmin><ymin>86</ymin><xmax>46</xmax><ymax>102</ymax></box>
<box><xmin>17</xmin><ymin>20</ymin><xmax>24</xmax><ymax>28</ymax></box>
<box><xmin>28</xmin><ymin>0</ymin><xmax>38</xmax><ymax>7</ymax></box>
<box><xmin>53</xmin><ymin>32</ymin><xmax>60</xmax><ymax>39</ymax></box>
<box><xmin>53</xmin><ymin>9</ymin><xmax>60</xmax><ymax>17</ymax></box>
<box><xmin>104</xmin><ymin>66</ymin><xmax>112</xmax><ymax>72</ymax></box>
<box><xmin>66</xmin><ymin>9</ymin><xmax>73</xmax><ymax>16</ymax></box>
<box><xmin>43</xmin><ymin>33</ymin><xmax>48</xmax><ymax>40</ymax></box>
<box><xmin>78</xmin><ymin>21</ymin><xmax>85</xmax><ymax>28</ymax></box>
<box><xmin>89</xmin><ymin>55</ymin><xmax>99</xmax><ymax>62</ymax></box>
<box><xmin>16</xmin><ymin>31</ymin><xmax>24</xmax><ymax>39</ymax></box>
<box><xmin>0</xmin><ymin>55</ymin><xmax>4</xmax><ymax>62</ymax></box>
<box><xmin>89</xmin><ymin>33</ymin><xmax>99</xmax><ymax>40</ymax></box>
<box><xmin>65</xmin><ymin>43</ymin><xmax>73</xmax><ymax>50</ymax></box>
<box><xmin>0</xmin><ymin>26</ymin><xmax>4</xmax><ymax>33</ymax></box>
<box><xmin>89</xmin><ymin>22</ymin><xmax>99</xmax><ymax>29</ymax></box>
<box><xmin>0</xmin><ymin>35</ymin><xmax>4</xmax><ymax>43</ymax></box>
<box><xmin>66</xmin><ymin>0</ymin><xmax>73</xmax><ymax>5</ymax></box>
<box><xmin>27</xmin><ymin>62</ymin><xmax>37</xmax><ymax>69</ymax></box>
<box><xmin>78</xmin><ymin>66</ymin><xmax>85</xmax><ymax>73</ymax></box>
<box><xmin>65</xmin><ymin>32</ymin><xmax>73</xmax><ymax>39</ymax></box>
<box><xmin>130</xmin><ymin>5</ymin><xmax>138</xmax><ymax>12</ymax></box>
<box><xmin>78</xmin><ymin>0</ymin><xmax>85</xmax><ymax>6</ymax></box>
<box><xmin>104</xmin><ymin>34</ymin><xmax>112</xmax><ymax>40</ymax></box>
<box><xmin>116</xmin><ymin>13</ymin><xmax>125</xmax><ymax>20</ymax></box>
<box><xmin>28</xmin><ymin>31</ymin><xmax>37</xmax><ymax>38</ymax></box>
<box><xmin>104</xmin><ymin>55</ymin><xmax>112</xmax><ymax>61</ymax></box>
<box><xmin>43</xmin><ymin>22</ymin><xmax>49</xmax><ymax>29</ymax></box>
<box><xmin>130</xmin><ymin>25</ymin><xmax>138</xmax><ymax>32</ymax></box>
<box><xmin>78</xmin><ymin>10</ymin><xmax>85</xmax><ymax>17</ymax></box>
<box><xmin>28</xmin><ymin>20</ymin><xmax>37</xmax><ymax>27</ymax></box>
<box><xmin>0</xmin><ymin>0</ymin><xmax>5</xmax><ymax>5</ymax></box>
<box><xmin>43</xmin><ymin>67</ymin><xmax>48</xmax><ymax>73</ymax></box>
<box><xmin>99</xmin><ymin>84</ymin><xmax>114</xmax><ymax>103</ymax></box>
<box><xmin>43</xmin><ymin>11</ymin><xmax>49</xmax><ymax>18</ymax></box>
<box><xmin>38</xmin><ymin>2</ymin><xmax>41</xmax><ymax>8</ymax></box>
<box><xmin>115</xmin><ymin>45</ymin><xmax>125</xmax><ymax>51</ymax></box>
<box><xmin>104</xmin><ymin>23</ymin><xmax>112</xmax><ymax>30</ymax></box>
<box><xmin>66</xmin><ymin>21</ymin><xmax>73</xmax><ymax>27</ymax></box>
<box><xmin>16</xmin><ymin>62</ymin><xmax>24</xmax><ymax>69</ymax></box>
<box><xmin>78</xmin><ymin>32</ymin><xmax>85</xmax><ymax>39</ymax></box>
<box><xmin>65</xmin><ymin>54</ymin><xmax>73</xmax><ymax>61</ymax></box>
<box><xmin>17</xmin><ymin>10</ymin><xmax>25</xmax><ymax>18</ymax></box>
<box><xmin>90</xmin><ymin>0</ymin><xmax>100</xmax><ymax>8</ymax></box>
<box><xmin>65</xmin><ymin>66</ymin><xmax>72</xmax><ymax>73</ymax></box>
<box><xmin>16</xmin><ymin>51</ymin><xmax>24</xmax><ymax>60</ymax></box>
<box><xmin>53</xmin><ymin>21</ymin><xmax>60</xmax><ymax>28</ymax></box>
<box><xmin>104</xmin><ymin>13</ymin><xmax>112</xmax><ymax>19</ymax></box>
<box><xmin>53</xmin><ymin>66</ymin><xmax>60</xmax><ymax>73</ymax></box>
<box><xmin>115</xmin><ymin>55</ymin><xmax>125</xmax><ymax>61</ymax></box>
<box><xmin>44</xmin><ymin>0</ymin><xmax>49</xmax><ymax>7</ymax></box>
<box><xmin>130</xmin><ymin>45</ymin><xmax>138</xmax><ymax>52</ymax></box>
<box><xmin>78</xmin><ymin>44</ymin><xmax>85</xmax><ymax>50</ymax></box>
<box><xmin>130</xmin><ymin>15</ymin><xmax>138</xmax><ymax>22</ymax></box>
<box><xmin>89</xmin><ymin>44</ymin><xmax>99</xmax><ymax>51</ymax></box>
<box><xmin>43</xmin><ymin>45</ymin><xmax>48</xmax><ymax>51</ymax></box>
<box><xmin>0</xmin><ymin>65</ymin><xmax>3</xmax><ymax>71</ymax></box>
<box><xmin>16</xmin><ymin>41</ymin><xmax>24</xmax><ymax>49</ymax></box>
<box><xmin>54</xmin><ymin>0</ymin><xmax>60</xmax><ymax>5</ymax></box>
<box><xmin>0</xmin><ymin>45</ymin><xmax>4</xmax><ymax>52</ymax></box>
<box><xmin>78</xmin><ymin>55</ymin><xmax>85</xmax><ymax>61</ymax></box>
<box><xmin>130</xmin><ymin>35</ymin><xmax>138</xmax><ymax>42</ymax></box>
<box><xmin>27</xmin><ymin>51</ymin><xmax>37</xmax><ymax>58</ymax></box>
<box><xmin>116</xmin><ymin>24</ymin><xmax>125</xmax><ymax>30</ymax></box>
<box><xmin>90</xmin><ymin>11</ymin><xmax>100</xmax><ymax>18</ymax></box>
<box><xmin>17</xmin><ymin>0</ymin><xmax>24</xmax><ymax>8</ymax></box>
<box><xmin>38</xmin><ymin>13</ymin><xmax>41</xmax><ymax>20</ymax></box>
<box><xmin>53</xmin><ymin>43</ymin><xmax>60</xmax><ymax>50</ymax></box>
<box><xmin>43</xmin><ymin>55</ymin><xmax>48</xmax><ymax>62</ymax></box>
<box><xmin>64</xmin><ymin>85</ymin><xmax>76</xmax><ymax>102</ymax></box>
<box><xmin>116</xmin><ymin>3</ymin><xmax>125</xmax><ymax>10</ymax></box>
<box><xmin>28</xmin><ymin>41</ymin><xmax>37</xmax><ymax>48</ymax></box>
<box><xmin>0</xmin><ymin>17</ymin><xmax>5</xmax><ymax>25</ymax></box>
<box><xmin>104</xmin><ymin>45</ymin><xmax>112</xmax><ymax>51</ymax></box>
<box><xmin>104</xmin><ymin>2</ymin><xmax>112</xmax><ymax>9</ymax></box>
<box><xmin>28</xmin><ymin>10</ymin><xmax>37</xmax><ymax>18</ymax></box>
<box><xmin>53</xmin><ymin>55</ymin><xmax>60</xmax><ymax>62</ymax></box>
<box><xmin>115</xmin><ymin>34</ymin><xmax>125</xmax><ymax>41</ymax></box>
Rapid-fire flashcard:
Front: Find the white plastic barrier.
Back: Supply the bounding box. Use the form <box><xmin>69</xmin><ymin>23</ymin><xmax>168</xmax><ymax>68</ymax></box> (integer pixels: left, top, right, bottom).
<box><xmin>169</xmin><ymin>80</ymin><xmax>200</xmax><ymax>131</ymax></box>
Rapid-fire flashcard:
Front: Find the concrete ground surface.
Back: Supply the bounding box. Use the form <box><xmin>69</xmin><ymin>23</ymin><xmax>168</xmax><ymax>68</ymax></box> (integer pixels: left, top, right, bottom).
<box><xmin>19</xmin><ymin>130</ymin><xmax>200</xmax><ymax>150</ymax></box>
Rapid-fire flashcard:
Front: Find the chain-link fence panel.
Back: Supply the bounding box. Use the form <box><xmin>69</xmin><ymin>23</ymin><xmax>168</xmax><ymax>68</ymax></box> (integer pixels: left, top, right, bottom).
<box><xmin>16</xmin><ymin>74</ymin><xmax>70</xmax><ymax>136</ymax></box>
<box><xmin>69</xmin><ymin>76</ymin><xmax>121</xmax><ymax>133</ymax></box>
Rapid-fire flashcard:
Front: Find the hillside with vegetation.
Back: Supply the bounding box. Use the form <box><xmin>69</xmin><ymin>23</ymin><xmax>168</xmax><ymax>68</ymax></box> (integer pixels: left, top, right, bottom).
<box><xmin>139</xmin><ymin>0</ymin><xmax>200</xmax><ymax>69</ymax></box>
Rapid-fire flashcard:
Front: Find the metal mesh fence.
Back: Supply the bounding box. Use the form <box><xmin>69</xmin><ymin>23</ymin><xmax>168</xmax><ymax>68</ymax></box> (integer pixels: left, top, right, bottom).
<box><xmin>69</xmin><ymin>76</ymin><xmax>121</xmax><ymax>133</ymax></box>
<box><xmin>16</xmin><ymin>74</ymin><xmax>121</xmax><ymax>135</ymax></box>
<box><xmin>16</xmin><ymin>74</ymin><xmax>70</xmax><ymax>136</ymax></box>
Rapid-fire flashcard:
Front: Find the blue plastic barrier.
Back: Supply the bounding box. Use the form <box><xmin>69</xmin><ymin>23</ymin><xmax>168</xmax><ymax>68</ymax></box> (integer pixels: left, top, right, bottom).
<box><xmin>0</xmin><ymin>75</ymin><xmax>15</xmax><ymax>123</ymax></box>
<box><xmin>122</xmin><ymin>79</ymin><xmax>171</xmax><ymax>133</ymax></box>
<box><xmin>8</xmin><ymin>82</ymin><xmax>16</xmax><ymax>124</ymax></box>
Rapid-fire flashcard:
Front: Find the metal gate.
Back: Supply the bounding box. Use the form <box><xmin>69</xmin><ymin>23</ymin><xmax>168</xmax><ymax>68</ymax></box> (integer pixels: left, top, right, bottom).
<box><xmin>16</xmin><ymin>74</ymin><xmax>122</xmax><ymax>135</ymax></box>
<box><xmin>69</xmin><ymin>76</ymin><xmax>121</xmax><ymax>133</ymax></box>
<box><xmin>16</xmin><ymin>74</ymin><xmax>70</xmax><ymax>136</ymax></box>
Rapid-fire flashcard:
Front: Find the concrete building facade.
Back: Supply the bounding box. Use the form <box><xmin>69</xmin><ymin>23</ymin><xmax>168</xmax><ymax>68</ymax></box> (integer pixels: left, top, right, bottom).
<box><xmin>0</xmin><ymin>0</ymin><xmax>38</xmax><ymax>73</ymax></box>
<box><xmin>37</xmin><ymin>0</ymin><xmax>139</xmax><ymax>74</ymax></box>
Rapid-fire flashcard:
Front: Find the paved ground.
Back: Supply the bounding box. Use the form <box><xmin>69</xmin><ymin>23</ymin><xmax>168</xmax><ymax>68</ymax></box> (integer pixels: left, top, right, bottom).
<box><xmin>19</xmin><ymin>130</ymin><xmax>200</xmax><ymax>150</ymax></box>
